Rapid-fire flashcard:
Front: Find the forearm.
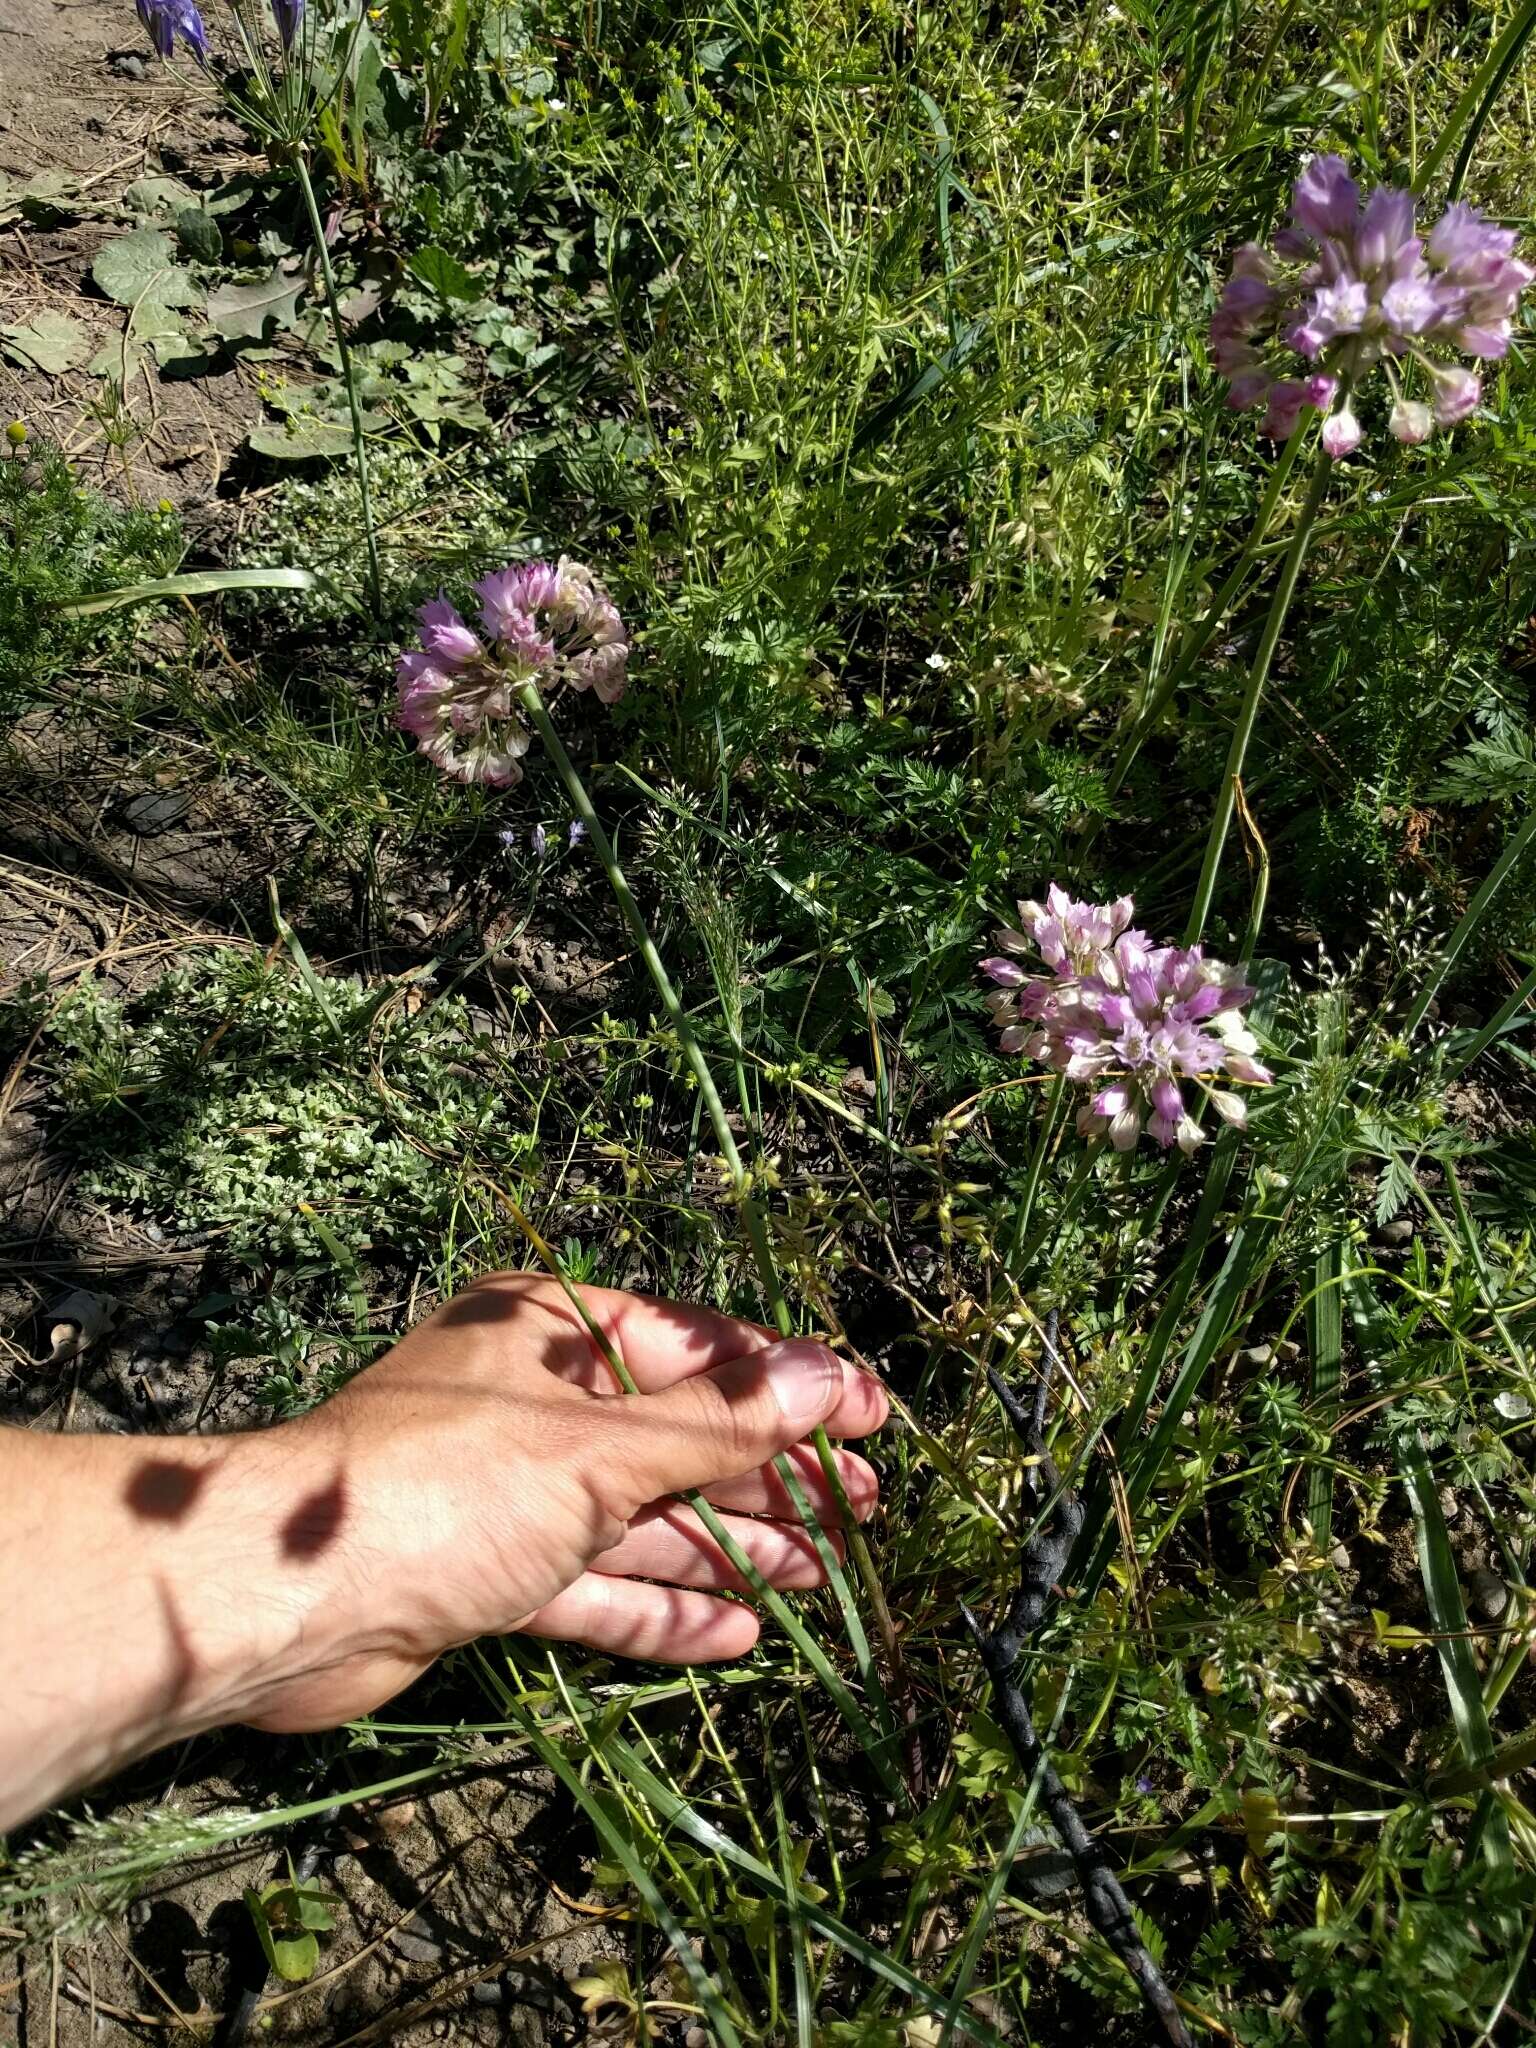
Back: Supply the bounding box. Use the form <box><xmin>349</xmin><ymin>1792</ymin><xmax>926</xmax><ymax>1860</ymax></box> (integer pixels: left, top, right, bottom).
<box><xmin>0</xmin><ymin>1425</ymin><xmax>334</xmax><ymax>1833</ymax></box>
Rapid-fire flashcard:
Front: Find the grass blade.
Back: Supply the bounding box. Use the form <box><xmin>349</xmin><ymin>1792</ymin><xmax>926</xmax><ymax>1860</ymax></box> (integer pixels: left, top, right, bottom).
<box><xmin>1403</xmin><ymin>806</ymin><xmax>1536</xmax><ymax>1042</ymax></box>
<box><xmin>1397</xmin><ymin>1431</ymin><xmax>1513</xmax><ymax>1874</ymax></box>
<box><xmin>1307</xmin><ymin>990</ymin><xmax>1348</xmax><ymax>1547</ymax></box>
<box><xmin>59</xmin><ymin>566</ymin><xmax>316</xmax><ymax>616</ymax></box>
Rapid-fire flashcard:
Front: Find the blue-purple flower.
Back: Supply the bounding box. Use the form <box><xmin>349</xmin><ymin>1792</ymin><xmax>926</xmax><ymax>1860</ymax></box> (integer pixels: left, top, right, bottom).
<box><xmin>135</xmin><ymin>0</ymin><xmax>209</xmax><ymax>61</ymax></box>
<box><xmin>270</xmin><ymin>0</ymin><xmax>303</xmax><ymax>48</ymax></box>
<box><xmin>981</xmin><ymin>886</ymin><xmax>1271</xmax><ymax>1153</ymax></box>
<box><xmin>1211</xmin><ymin>155</ymin><xmax>1531</xmax><ymax>448</ymax></box>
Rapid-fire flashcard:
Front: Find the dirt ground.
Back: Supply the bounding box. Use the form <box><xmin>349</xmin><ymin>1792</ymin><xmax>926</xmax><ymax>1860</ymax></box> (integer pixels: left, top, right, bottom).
<box><xmin>1</xmin><ymin>0</ymin><xmax>262</xmax><ymax>515</ymax></box>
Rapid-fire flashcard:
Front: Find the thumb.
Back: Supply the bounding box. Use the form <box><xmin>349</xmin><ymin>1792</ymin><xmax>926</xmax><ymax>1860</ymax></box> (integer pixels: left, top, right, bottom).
<box><xmin>601</xmin><ymin>1340</ymin><xmax>845</xmax><ymax>1507</ymax></box>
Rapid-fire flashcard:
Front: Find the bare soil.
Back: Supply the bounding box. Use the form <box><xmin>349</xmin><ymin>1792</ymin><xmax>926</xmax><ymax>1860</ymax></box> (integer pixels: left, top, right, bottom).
<box><xmin>1</xmin><ymin>0</ymin><xmax>261</xmax><ymax>514</ymax></box>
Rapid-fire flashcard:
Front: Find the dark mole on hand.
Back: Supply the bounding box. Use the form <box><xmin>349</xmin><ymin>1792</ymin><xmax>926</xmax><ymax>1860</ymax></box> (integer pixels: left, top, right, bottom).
<box><xmin>124</xmin><ymin>1460</ymin><xmax>209</xmax><ymax>1522</ymax></box>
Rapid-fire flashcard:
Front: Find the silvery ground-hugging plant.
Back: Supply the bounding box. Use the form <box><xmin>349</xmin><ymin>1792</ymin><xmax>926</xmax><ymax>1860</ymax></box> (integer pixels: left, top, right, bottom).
<box><xmin>6</xmin><ymin>0</ymin><xmax>1536</xmax><ymax>2040</ymax></box>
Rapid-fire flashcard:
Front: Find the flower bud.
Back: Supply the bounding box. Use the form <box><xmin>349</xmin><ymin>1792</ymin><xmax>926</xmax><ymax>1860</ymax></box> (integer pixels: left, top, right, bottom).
<box><xmin>1321</xmin><ymin>407</ymin><xmax>1363</xmax><ymax>458</ymax></box>
<box><xmin>1388</xmin><ymin>399</ymin><xmax>1433</xmax><ymax>445</ymax></box>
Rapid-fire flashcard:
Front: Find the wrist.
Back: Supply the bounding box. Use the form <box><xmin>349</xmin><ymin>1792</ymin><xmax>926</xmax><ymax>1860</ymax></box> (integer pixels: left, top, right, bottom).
<box><xmin>0</xmin><ymin>1422</ymin><xmax>349</xmax><ymax>1830</ymax></box>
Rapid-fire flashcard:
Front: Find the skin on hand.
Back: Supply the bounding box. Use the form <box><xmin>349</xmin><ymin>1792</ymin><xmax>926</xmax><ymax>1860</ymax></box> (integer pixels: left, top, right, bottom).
<box><xmin>0</xmin><ymin>1276</ymin><xmax>887</xmax><ymax>1830</ymax></box>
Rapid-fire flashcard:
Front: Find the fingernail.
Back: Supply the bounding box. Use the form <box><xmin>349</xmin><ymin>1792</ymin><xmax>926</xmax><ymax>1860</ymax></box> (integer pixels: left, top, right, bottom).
<box><xmin>762</xmin><ymin>1341</ymin><xmax>839</xmax><ymax>1428</ymax></box>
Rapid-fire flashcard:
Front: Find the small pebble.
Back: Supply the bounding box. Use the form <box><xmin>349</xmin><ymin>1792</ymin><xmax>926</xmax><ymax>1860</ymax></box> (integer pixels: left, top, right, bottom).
<box><xmin>120</xmin><ymin>789</ymin><xmax>192</xmax><ymax>837</ymax></box>
<box><xmin>1329</xmin><ymin>1542</ymin><xmax>1351</xmax><ymax>1571</ymax></box>
<box><xmin>127</xmin><ymin>1898</ymin><xmax>152</xmax><ymax>1929</ymax></box>
<box><xmin>1277</xmin><ymin>1338</ymin><xmax>1302</xmax><ymax>1363</ymax></box>
<box><xmin>1468</xmin><ymin>1569</ymin><xmax>1511</xmax><ymax>1623</ymax></box>
<box><xmin>471</xmin><ymin>1979</ymin><xmax>504</xmax><ymax>2008</ymax></box>
<box><xmin>684</xmin><ymin>2030</ymin><xmax>711</xmax><ymax>2048</ymax></box>
<box><xmin>1438</xmin><ymin>1486</ymin><xmax>1460</xmax><ymax>1525</ymax></box>
<box><xmin>1377</xmin><ymin>1217</ymin><xmax>1415</xmax><ymax>1246</ymax></box>
<box><xmin>1239</xmin><ymin>1343</ymin><xmax>1274</xmax><ymax>1369</ymax></box>
<box><xmin>391</xmin><ymin>1930</ymin><xmax>443</xmax><ymax>1965</ymax></box>
<box><xmin>431</xmin><ymin>2022</ymin><xmax>449</xmax><ymax>2040</ymax></box>
<box><xmin>109</xmin><ymin>50</ymin><xmax>147</xmax><ymax>77</ymax></box>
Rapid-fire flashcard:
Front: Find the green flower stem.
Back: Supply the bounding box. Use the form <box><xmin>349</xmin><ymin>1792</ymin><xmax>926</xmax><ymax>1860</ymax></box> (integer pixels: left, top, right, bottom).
<box><xmin>1184</xmin><ymin>434</ymin><xmax>1335</xmax><ymax>946</ymax></box>
<box><xmin>292</xmin><ymin>151</ymin><xmax>381</xmax><ymax>612</ymax></box>
<box><xmin>515</xmin><ymin>681</ymin><xmax>901</xmax><ymax>1791</ymax></box>
<box><xmin>1000</xmin><ymin>1074</ymin><xmax>1066</xmax><ymax>1275</ymax></box>
<box><xmin>1101</xmin><ymin>419</ymin><xmax>1308</xmax><ymax>806</ymax></box>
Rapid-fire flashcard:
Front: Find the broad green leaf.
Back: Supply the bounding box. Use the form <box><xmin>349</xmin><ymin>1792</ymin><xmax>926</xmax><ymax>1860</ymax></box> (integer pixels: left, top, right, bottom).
<box><xmin>122</xmin><ymin>175</ymin><xmax>196</xmax><ymax>218</ymax></box>
<box><xmin>0</xmin><ymin>168</ymin><xmax>83</xmax><ymax>225</ymax></box>
<box><xmin>206</xmin><ymin>264</ymin><xmax>304</xmax><ymax>341</ymax></box>
<box><xmin>1</xmin><ymin>310</ymin><xmax>91</xmax><ymax>374</ymax></box>
<box><xmin>248</xmin><ymin>415</ymin><xmax>357</xmax><ymax>461</ymax></box>
<box><xmin>406</xmin><ymin>244</ymin><xmax>484</xmax><ymax>302</ymax></box>
<box><xmin>91</xmin><ymin>228</ymin><xmax>202</xmax><ymax>309</ymax></box>
<box><xmin>175</xmin><ymin>206</ymin><xmax>224</xmax><ymax>264</ymax></box>
<box><xmin>127</xmin><ymin>299</ymin><xmax>202</xmax><ymax>369</ymax></box>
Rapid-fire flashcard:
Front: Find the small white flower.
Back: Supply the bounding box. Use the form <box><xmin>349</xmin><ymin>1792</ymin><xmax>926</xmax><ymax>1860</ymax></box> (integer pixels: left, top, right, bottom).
<box><xmin>1494</xmin><ymin>1389</ymin><xmax>1533</xmax><ymax>1421</ymax></box>
<box><xmin>925</xmin><ymin>651</ymin><xmax>949</xmax><ymax>671</ymax></box>
<box><xmin>546</xmin><ymin>96</ymin><xmax>566</xmax><ymax>110</ymax></box>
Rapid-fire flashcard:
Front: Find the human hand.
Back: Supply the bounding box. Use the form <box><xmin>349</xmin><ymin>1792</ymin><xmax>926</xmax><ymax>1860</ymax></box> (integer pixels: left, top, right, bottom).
<box><xmin>0</xmin><ymin>1274</ymin><xmax>887</xmax><ymax>1830</ymax></box>
<box><xmin>243</xmin><ymin>1273</ymin><xmax>888</xmax><ymax>1731</ymax></box>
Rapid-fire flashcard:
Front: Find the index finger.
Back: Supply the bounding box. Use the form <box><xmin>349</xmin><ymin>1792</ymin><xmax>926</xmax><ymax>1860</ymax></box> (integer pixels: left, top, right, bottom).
<box><xmin>455</xmin><ymin>1271</ymin><xmax>775</xmax><ymax>1391</ymax></box>
<box><xmin>449</xmin><ymin>1274</ymin><xmax>888</xmax><ymax>1440</ymax></box>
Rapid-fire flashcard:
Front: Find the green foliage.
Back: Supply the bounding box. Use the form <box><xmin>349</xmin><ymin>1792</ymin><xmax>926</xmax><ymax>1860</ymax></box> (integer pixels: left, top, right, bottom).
<box><xmin>242</xmin><ymin>1860</ymin><xmax>340</xmax><ymax>1983</ymax></box>
<box><xmin>41</xmin><ymin>953</ymin><xmax>535</xmax><ymax>1263</ymax></box>
<box><xmin>0</xmin><ymin>435</ymin><xmax>181</xmax><ymax>715</ymax></box>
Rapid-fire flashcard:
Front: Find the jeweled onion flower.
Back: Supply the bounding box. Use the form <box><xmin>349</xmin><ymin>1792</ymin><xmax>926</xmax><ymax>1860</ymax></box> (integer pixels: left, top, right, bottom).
<box><xmin>395</xmin><ymin>598</ymin><xmax>532</xmax><ymax>787</ymax></box>
<box><xmin>1211</xmin><ymin>155</ymin><xmax>1531</xmax><ymax>448</ymax></box>
<box><xmin>474</xmin><ymin>555</ymin><xmax>630</xmax><ymax>706</ymax></box>
<box><xmin>981</xmin><ymin>885</ymin><xmax>1272</xmax><ymax>1152</ymax></box>
<box><xmin>394</xmin><ymin>558</ymin><xmax>629</xmax><ymax>787</ymax></box>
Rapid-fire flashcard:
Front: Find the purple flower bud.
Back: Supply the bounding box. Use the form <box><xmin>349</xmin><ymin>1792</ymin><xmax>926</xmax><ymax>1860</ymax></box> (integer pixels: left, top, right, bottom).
<box><xmin>136</xmin><ymin>0</ymin><xmax>208</xmax><ymax>60</ymax></box>
<box><xmin>1355</xmin><ymin>185</ymin><xmax>1416</xmax><ymax>273</ymax></box>
<box><xmin>1261</xmin><ymin>380</ymin><xmax>1310</xmax><ymax>439</ymax></box>
<box><xmin>1226</xmin><ymin>368</ymin><xmax>1272</xmax><ymax>411</ymax></box>
<box><xmin>1432</xmin><ymin>366</ymin><xmax>1481</xmax><ymax>425</ymax></box>
<box><xmin>531</xmin><ymin>823</ymin><xmax>548</xmax><ymax>857</ymax></box>
<box><xmin>1292</xmin><ymin>154</ymin><xmax>1360</xmax><ymax>241</ymax></box>
<box><xmin>271</xmin><ymin>0</ymin><xmax>302</xmax><ymax>46</ymax></box>
<box><xmin>568</xmin><ymin>820</ymin><xmax>586</xmax><ymax>847</ymax></box>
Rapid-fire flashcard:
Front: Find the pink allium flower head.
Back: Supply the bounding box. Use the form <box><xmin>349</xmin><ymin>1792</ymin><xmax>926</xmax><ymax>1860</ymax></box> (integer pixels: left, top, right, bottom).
<box><xmin>1211</xmin><ymin>157</ymin><xmax>1528</xmax><ymax>449</ymax></box>
<box><xmin>395</xmin><ymin>597</ymin><xmax>532</xmax><ymax>786</ymax></box>
<box><xmin>472</xmin><ymin>556</ymin><xmax>630</xmax><ymax>705</ymax></box>
<box><xmin>982</xmin><ymin>887</ymin><xmax>1271</xmax><ymax>1154</ymax></box>
<box><xmin>396</xmin><ymin>561</ymin><xmax>630</xmax><ymax>784</ymax></box>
